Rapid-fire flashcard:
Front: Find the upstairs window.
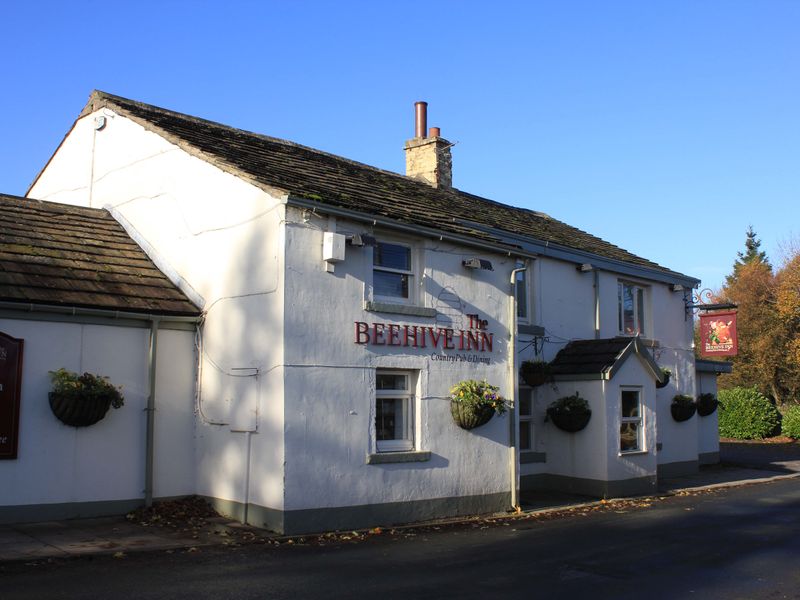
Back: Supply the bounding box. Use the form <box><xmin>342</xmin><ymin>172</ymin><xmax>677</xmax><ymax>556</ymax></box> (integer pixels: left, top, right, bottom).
<box><xmin>515</xmin><ymin>262</ymin><xmax>529</xmax><ymax>321</ymax></box>
<box><xmin>374</xmin><ymin>242</ymin><xmax>413</xmax><ymax>302</ymax></box>
<box><xmin>618</xmin><ymin>282</ymin><xmax>646</xmax><ymax>336</ymax></box>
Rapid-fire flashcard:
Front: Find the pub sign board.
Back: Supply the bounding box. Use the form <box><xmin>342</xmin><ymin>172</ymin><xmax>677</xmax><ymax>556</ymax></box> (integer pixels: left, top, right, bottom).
<box><xmin>699</xmin><ymin>311</ymin><xmax>738</xmax><ymax>357</ymax></box>
<box><xmin>0</xmin><ymin>332</ymin><xmax>23</xmax><ymax>459</ymax></box>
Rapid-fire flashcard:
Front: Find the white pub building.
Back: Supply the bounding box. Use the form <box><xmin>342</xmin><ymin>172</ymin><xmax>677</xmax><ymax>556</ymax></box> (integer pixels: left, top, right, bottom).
<box><xmin>0</xmin><ymin>93</ymin><xmax>725</xmax><ymax>534</ymax></box>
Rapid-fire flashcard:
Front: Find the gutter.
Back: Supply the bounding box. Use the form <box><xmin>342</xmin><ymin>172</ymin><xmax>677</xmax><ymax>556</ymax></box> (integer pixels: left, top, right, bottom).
<box><xmin>287</xmin><ymin>196</ymin><xmax>540</xmax><ymax>262</ymax></box>
<box><xmin>459</xmin><ymin>219</ymin><xmax>701</xmax><ymax>289</ymax></box>
<box><xmin>509</xmin><ymin>263</ymin><xmax>527</xmax><ymax>513</ymax></box>
<box><xmin>0</xmin><ymin>301</ymin><xmax>201</xmax><ymax>325</ymax></box>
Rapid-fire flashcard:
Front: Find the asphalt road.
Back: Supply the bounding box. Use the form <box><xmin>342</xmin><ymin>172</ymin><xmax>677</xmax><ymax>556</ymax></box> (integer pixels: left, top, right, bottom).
<box><xmin>2</xmin><ymin>478</ymin><xmax>800</xmax><ymax>600</ymax></box>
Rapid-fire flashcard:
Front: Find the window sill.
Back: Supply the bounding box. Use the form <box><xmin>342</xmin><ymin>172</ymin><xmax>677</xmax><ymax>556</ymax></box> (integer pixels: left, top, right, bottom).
<box><xmin>619</xmin><ymin>450</ymin><xmax>648</xmax><ymax>457</ymax></box>
<box><xmin>365</xmin><ymin>301</ymin><xmax>436</xmax><ymax>318</ymax></box>
<box><xmin>367</xmin><ymin>451</ymin><xmax>431</xmax><ymax>465</ymax></box>
<box><xmin>616</xmin><ymin>335</ymin><xmax>659</xmax><ymax>347</ymax></box>
<box><xmin>518</xmin><ymin>323</ymin><xmax>545</xmax><ymax>336</ymax></box>
<box><xmin>520</xmin><ymin>451</ymin><xmax>547</xmax><ymax>464</ymax></box>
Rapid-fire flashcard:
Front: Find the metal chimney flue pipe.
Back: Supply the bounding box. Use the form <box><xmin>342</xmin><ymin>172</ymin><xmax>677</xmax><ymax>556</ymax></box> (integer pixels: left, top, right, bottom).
<box><xmin>414</xmin><ymin>101</ymin><xmax>428</xmax><ymax>138</ymax></box>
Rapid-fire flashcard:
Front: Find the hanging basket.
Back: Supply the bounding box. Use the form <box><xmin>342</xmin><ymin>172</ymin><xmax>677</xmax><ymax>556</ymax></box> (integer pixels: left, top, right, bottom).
<box><xmin>519</xmin><ymin>360</ymin><xmax>552</xmax><ymax>387</ymax></box>
<box><xmin>696</xmin><ymin>393</ymin><xmax>719</xmax><ymax>417</ymax></box>
<box><xmin>656</xmin><ymin>369</ymin><xmax>671</xmax><ymax>389</ymax></box>
<box><xmin>547</xmin><ymin>407</ymin><xmax>592</xmax><ymax>432</ymax></box>
<box><xmin>47</xmin><ymin>369</ymin><xmax>124</xmax><ymax>428</ymax></box>
<box><xmin>671</xmin><ymin>395</ymin><xmax>697</xmax><ymax>422</ymax></box>
<box><xmin>49</xmin><ymin>392</ymin><xmax>113</xmax><ymax>427</ymax></box>
<box><xmin>450</xmin><ymin>400</ymin><xmax>495</xmax><ymax>430</ymax></box>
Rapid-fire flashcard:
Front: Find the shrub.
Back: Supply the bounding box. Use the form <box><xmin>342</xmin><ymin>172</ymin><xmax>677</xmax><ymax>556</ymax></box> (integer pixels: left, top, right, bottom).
<box><xmin>718</xmin><ymin>387</ymin><xmax>780</xmax><ymax>439</ymax></box>
<box><xmin>781</xmin><ymin>405</ymin><xmax>800</xmax><ymax>439</ymax></box>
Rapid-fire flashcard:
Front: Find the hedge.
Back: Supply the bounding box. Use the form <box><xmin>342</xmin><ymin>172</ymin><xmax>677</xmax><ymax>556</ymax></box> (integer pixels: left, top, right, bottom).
<box><xmin>718</xmin><ymin>387</ymin><xmax>781</xmax><ymax>440</ymax></box>
<box><xmin>782</xmin><ymin>405</ymin><xmax>800</xmax><ymax>439</ymax></box>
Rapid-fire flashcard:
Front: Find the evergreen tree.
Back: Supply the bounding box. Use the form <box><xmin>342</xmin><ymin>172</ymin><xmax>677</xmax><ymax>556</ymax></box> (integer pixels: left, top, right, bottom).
<box><xmin>726</xmin><ymin>226</ymin><xmax>770</xmax><ymax>286</ymax></box>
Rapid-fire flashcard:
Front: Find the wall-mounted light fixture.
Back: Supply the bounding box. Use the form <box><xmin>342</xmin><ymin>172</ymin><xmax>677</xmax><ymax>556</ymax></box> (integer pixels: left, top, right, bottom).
<box><xmin>462</xmin><ymin>258</ymin><xmax>494</xmax><ymax>271</ymax></box>
<box><xmin>346</xmin><ymin>234</ymin><xmax>377</xmax><ymax>247</ymax></box>
<box><xmin>577</xmin><ymin>263</ymin><xmax>594</xmax><ymax>272</ymax></box>
<box><xmin>670</xmin><ymin>284</ymin><xmax>685</xmax><ymax>292</ymax></box>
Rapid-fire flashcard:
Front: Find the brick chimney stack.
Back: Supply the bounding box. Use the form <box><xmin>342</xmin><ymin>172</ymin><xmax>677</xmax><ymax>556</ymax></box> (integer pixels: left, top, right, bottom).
<box><xmin>404</xmin><ymin>101</ymin><xmax>452</xmax><ymax>188</ymax></box>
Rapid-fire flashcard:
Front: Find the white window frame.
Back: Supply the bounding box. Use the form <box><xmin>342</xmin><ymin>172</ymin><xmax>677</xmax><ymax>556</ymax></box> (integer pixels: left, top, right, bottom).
<box><xmin>375</xmin><ymin>369</ymin><xmax>416</xmax><ymax>453</ymax></box>
<box><xmin>372</xmin><ymin>239</ymin><xmax>417</xmax><ymax>305</ymax></box>
<box><xmin>620</xmin><ymin>387</ymin><xmax>644</xmax><ymax>454</ymax></box>
<box><xmin>515</xmin><ymin>260</ymin><xmax>530</xmax><ymax>323</ymax></box>
<box><xmin>518</xmin><ymin>386</ymin><xmax>533</xmax><ymax>452</ymax></box>
<box><xmin>618</xmin><ymin>281</ymin><xmax>647</xmax><ymax>336</ymax></box>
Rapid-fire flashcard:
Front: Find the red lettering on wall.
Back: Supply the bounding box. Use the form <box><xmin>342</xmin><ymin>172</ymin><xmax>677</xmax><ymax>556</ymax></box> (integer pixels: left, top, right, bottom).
<box><xmin>403</xmin><ymin>325</ymin><xmax>419</xmax><ymax>347</ymax></box>
<box><xmin>427</xmin><ymin>327</ymin><xmax>443</xmax><ymax>348</ymax></box>
<box><xmin>355</xmin><ymin>322</ymin><xmax>370</xmax><ymax>344</ymax></box>
<box><xmin>466</xmin><ymin>331</ymin><xmax>480</xmax><ymax>351</ymax></box>
<box><xmin>444</xmin><ymin>328</ymin><xmax>455</xmax><ymax>350</ymax></box>
<box><xmin>387</xmin><ymin>324</ymin><xmax>401</xmax><ymax>346</ymax></box>
<box><xmin>480</xmin><ymin>332</ymin><xmax>493</xmax><ymax>352</ymax></box>
<box><xmin>373</xmin><ymin>323</ymin><xmax>386</xmax><ymax>345</ymax></box>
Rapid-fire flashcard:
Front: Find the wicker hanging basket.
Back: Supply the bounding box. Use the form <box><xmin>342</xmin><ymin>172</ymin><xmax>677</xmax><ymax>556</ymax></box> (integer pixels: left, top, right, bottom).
<box><xmin>519</xmin><ymin>360</ymin><xmax>552</xmax><ymax>387</ymax></box>
<box><xmin>547</xmin><ymin>407</ymin><xmax>592</xmax><ymax>432</ymax></box>
<box><xmin>671</xmin><ymin>395</ymin><xmax>697</xmax><ymax>422</ymax></box>
<box><xmin>49</xmin><ymin>392</ymin><xmax>113</xmax><ymax>427</ymax></box>
<box><xmin>696</xmin><ymin>393</ymin><xmax>719</xmax><ymax>417</ymax></box>
<box><xmin>450</xmin><ymin>401</ymin><xmax>495</xmax><ymax>430</ymax></box>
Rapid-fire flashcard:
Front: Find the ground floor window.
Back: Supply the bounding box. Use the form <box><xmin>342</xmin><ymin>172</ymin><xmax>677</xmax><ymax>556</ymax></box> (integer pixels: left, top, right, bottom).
<box><xmin>620</xmin><ymin>388</ymin><xmax>643</xmax><ymax>453</ymax></box>
<box><xmin>519</xmin><ymin>387</ymin><xmax>533</xmax><ymax>451</ymax></box>
<box><xmin>376</xmin><ymin>370</ymin><xmax>415</xmax><ymax>452</ymax></box>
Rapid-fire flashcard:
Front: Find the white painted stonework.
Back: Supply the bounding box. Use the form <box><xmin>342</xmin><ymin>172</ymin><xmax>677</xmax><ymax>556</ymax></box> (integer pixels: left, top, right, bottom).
<box><xmin>10</xmin><ymin>102</ymin><xmax>720</xmax><ymax>533</ymax></box>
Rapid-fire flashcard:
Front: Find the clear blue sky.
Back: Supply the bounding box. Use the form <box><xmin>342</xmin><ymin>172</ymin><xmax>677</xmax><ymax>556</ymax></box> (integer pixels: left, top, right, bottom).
<box><xmin>2</xmin><ymin>1</ymin><xmax>797</xmax><ymax>292</ymax></box>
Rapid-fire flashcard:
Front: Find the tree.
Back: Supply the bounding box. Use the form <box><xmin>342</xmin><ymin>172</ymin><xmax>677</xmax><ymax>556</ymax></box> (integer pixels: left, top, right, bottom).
<box><xmin>725</xmin><ymin>225</ymin><xmax>771</xmax><ymax>287</ymax></box>
<box><xmin>717</xmin><ymin>229</ymin><xmax>800</xmax><ymax>405</ymax></box>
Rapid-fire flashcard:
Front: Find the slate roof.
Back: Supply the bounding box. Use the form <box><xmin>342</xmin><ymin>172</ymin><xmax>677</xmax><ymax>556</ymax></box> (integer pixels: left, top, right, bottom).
<box><xmin>549</xmin><ymin>337</ymin><xmax>663</xmax><ymax>382</ymax></box>
<box><xmin>0</xmin><ymin>194</ymin><xmax>201</xmax><ymax>317</ymax></box>
<box><xmin>59</xmin><ymin>91</ymin><xmax>695</xmax><ymax>283</ymax></box>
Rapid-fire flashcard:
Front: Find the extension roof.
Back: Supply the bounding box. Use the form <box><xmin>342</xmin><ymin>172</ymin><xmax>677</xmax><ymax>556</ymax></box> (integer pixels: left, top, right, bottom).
<box><xmin>40</xmin><ymin>91</ymin><xmax>698</xmax><ymax>285</ymax></box>
<box><xmin>0</xmin><ymin>194</ymin><xmax>201</xmax><ymax>317</ymax></box>
<box><xmin>549</xmin><ymin>337</ymin><xmax>664</xmax><ymax>383</ymax></box>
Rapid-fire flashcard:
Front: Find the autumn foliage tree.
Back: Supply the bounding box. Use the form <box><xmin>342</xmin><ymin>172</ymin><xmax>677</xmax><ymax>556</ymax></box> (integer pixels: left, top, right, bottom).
<box><xmin>716</xmin><ymin>229</ymin><xmax>800</xmax><ymax>405</ymax></box>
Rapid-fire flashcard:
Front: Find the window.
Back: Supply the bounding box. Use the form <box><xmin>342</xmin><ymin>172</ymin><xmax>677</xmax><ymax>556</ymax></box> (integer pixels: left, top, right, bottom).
<box><xmin>618</xmin><ymin>282</ymin><xmax>646</xmax><ymax>336</ymax></box>
<box><xmin>375</xmin><ymin>370</ymin><xmax>415</xmax><ymax>452</ymax></box>
<box><xmin>620</xmin><ymin>388</ymin><xmax>643</xmax><ymax>453</ymax></box>
<box><xmin>373</xmin><ymin>242</ymin><xmax>413</xmax><ymax>302</ymax></box>
<box><xmin>515</xmin><ymin>261</ymin><xmax>528</xmax><ymax>321</ymax></box>
<box><xmin>518</xmin><ymin>387</ymin><xmax>533</xmax><ymax>451</ymax></box>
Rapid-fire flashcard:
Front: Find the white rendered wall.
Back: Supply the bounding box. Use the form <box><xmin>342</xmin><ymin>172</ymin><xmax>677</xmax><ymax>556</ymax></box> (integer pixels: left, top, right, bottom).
<box><xmin>696</xmin><ymin>371</ymin><xmax>720</xmax><ymax>459</ymax></box>
<box><xmin>0</xmin><ymin>319</ymin><xmax>196</xmax><ymax>510</ymax></box>
<box><xmin>538</xmin><ymin>379</ymin><xmax>609</xmax><ymax>482</ymax></box>
<box><xmin>30</xmin><ymin>110</ymin><xmax>288</xmax><ymax>513</ymax></box>
<box><xmin>281</xmin><ymin>209</ymin><xmax>514</xmax><ymax>511</ymax></box>
<box><xmin>537</xmin><ymin>358</ymin><xmax>657</xmax><ymax>485</ymax></box>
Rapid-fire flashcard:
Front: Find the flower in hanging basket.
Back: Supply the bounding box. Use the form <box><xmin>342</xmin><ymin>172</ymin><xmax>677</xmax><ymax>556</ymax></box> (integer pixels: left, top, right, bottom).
<box><xmin>546</xmin><ymin>392</ymin><xmax>592</xmax><ymax>432</ymax></box>
<box><xmin>656</xmin><ymin>367</ymin><xmax>671</xmax><ymax>389</ymax></box>
<box><xmin>449</xmin><ymin>379</ymin><xmax>507</xmax><ymax>430</ymax></box>
<box><xmin>519</xmin><ymin>360</ymin><xmax>552</xmax><ymax>387</ymax></box>
<box><xmin>671</xmin><ymin>394</ymin><xmax>696</xmax><ymax>422</ymax></box>
<box><xmin>48</xmin><ymin>368</ymin><xmax>125</xmax><ymax>427</ymax></box>
<box><xmin>696</xmin><ymin>393</ymin><xmax>719</xmax><ymax>417</ymax></box>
